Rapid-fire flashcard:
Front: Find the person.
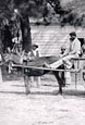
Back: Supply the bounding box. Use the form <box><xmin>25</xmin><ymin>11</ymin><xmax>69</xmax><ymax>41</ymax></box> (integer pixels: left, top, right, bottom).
<box><xmin>60</xmin><ymin>31</ymin><xmax>81</xmax><ymax>84</ymax></box>
<box><xmin>61</xmin><ymin>32</ymin><xmax>81</xmax><ymax>68</ymax></box>
<box><xmin>28</xmin><ymin>44</ymin><xmax>39</xmax><ymax>60</ymax></box>
<box><xmin>28</xmin><ymin>44</ymin><xmax>41</xmax><ymax>87</ymax></box>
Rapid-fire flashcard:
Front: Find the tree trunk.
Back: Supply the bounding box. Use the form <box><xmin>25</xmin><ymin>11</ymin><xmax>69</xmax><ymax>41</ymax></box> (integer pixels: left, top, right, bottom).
<box><xmin>20</xmin><ymin>15</ymin><xmax>32</xmax><ymax>52</ymax></box>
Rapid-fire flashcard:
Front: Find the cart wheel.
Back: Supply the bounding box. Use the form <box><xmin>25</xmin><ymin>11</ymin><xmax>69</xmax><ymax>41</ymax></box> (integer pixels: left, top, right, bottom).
<box><xmin>24</xmin><ymin>75</ymin><xmax>30</xmax><ymax>95</ymax></box>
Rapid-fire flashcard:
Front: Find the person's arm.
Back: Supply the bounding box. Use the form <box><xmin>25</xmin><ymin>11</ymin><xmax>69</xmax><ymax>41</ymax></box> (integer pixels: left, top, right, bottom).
<box><xmin>27</xmin><ymin>51</ymin><xmax>35</xmax><ymax>60</ymax></box>
<box><xmin>62</xmin><ymin>48</ymin><xmax>69</xmax><ymax>57</ymax></box>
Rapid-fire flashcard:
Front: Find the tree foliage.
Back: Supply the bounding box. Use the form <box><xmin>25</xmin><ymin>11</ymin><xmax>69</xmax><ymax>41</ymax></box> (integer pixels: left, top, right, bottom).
<box><xmin>0</xmin><ymin>0</ymin><xmax>84</xmax><ymax>26</ymax></box>
<box><xmin>0</xmin><ymin>0</ymin><xmax>66</xmax><ymax>20</ymax></box>
<box><xmin>0</xmin><ymin>0</ymin><xmax>32</xmax><ymax>52</ymax></box>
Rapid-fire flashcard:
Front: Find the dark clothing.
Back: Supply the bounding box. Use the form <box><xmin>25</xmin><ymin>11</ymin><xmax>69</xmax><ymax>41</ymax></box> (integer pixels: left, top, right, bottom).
<box><xmin>1</xmin><ymin>25</ymin><xmax>13</xmax><ymax>52</ymax></box>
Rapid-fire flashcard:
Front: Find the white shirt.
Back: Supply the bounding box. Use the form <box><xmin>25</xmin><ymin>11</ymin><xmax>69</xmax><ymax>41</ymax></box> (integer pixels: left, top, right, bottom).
<box><xmin>28</xmin><ymin>48</ymin><xmax>39</xmax><ymax>60</ymax></box>
<box><xmin>63</xmin><ymin>37</ymin><xmax>81</xmax><ymax>57</ymax></box>
<box><xmin>70</xmin><ymin>38</ymin><xmax>81</xmax><ymax>56</ymax></box>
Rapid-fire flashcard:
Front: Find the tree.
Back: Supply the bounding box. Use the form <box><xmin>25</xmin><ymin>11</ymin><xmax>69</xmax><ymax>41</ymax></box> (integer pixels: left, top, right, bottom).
<box><xmin>0</xmin><ymin>0</ymin><xmax>32</xmax><ymax>52</ymax></box>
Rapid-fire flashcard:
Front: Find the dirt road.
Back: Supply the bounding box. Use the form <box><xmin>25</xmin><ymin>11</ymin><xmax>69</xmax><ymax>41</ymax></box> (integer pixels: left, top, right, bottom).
<box><xmin>0</xmin><ymin>75</ymin><xmax>85</xmax><ymax>125</ymax></box>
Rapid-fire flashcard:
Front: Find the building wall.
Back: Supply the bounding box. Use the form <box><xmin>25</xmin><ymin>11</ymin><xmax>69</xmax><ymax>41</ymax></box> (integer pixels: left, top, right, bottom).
<box><xmin>31</xmin><ymin>25</ymin><xmax>85</xmax><ymax>56</ymax></box>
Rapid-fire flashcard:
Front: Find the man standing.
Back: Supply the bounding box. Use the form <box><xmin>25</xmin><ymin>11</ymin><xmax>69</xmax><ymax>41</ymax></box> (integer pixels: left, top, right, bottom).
<box><xmin>28</xmin><ymin>44</ymin><xmax>41</xmax><ymax>87</ymax></box>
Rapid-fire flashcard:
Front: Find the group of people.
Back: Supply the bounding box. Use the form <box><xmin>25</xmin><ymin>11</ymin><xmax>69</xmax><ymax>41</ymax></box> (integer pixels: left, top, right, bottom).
<box><xmin>57</xmin><ymin>31</ymin><xmax>83</xmax><ymax>85</ymax></box>
<box><xmin>29</xmin><ymin>31</ymin><xmax>83</xmax><ymax>88</ymax></box>
<box><xmin>61</xmin><ymin>31</ymin><xmax>81</xmax><ymax>68</ymax></box>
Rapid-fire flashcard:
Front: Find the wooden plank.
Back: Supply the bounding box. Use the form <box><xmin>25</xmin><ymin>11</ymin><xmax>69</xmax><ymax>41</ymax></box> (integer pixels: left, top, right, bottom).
<box><xmin>12</xmin><ymin>63</ymin><xmax>80</xmax><ymax>73</ymax></box>
<box><xmin>72</xmin><ymin>58</ymin><xmax>85</xmax><ymax>60</ymax></box>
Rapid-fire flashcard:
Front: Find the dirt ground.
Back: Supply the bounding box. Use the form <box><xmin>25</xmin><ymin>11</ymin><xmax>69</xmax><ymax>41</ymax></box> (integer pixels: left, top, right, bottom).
<box><xmin>0</xmin><ymin>74</ymin><xmax>85</xmax><ymax>125</ymax></box>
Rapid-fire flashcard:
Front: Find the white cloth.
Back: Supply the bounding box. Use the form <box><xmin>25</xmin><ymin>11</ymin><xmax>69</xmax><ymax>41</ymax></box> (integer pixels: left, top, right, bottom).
<box><xmin>32</xmin><ymin>48</ymin><xmax>39</xmax><ymax>57</ymax></box>
<box><xmin>62</xmin><ymin>37</ymin><xmax>81</xmax><ymax>69</ymax></box>
<box><xmin>28</xmin><ymin>48</ymin><xmax>39</xmax><ymax>60</ymax></box>
<box><xmin>70</xmin><ymin>38</ymin><xmax>81</xmax><ymax>56</ymax></box>
<box><xmin>12</xmin><ymin>37</ymin><xmax>19</xmax><ymax>44</ymax></box>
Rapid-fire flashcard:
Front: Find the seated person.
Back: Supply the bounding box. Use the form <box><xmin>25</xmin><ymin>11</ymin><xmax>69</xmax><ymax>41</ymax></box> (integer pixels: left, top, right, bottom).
<box><xmin>60</xmin><ymin>32</ymin><xmax>81</xmax><ymax>69</ymax></box>
<box><xmin>60</xmin><ymin>32</ymin><xmax>81</xmax><ymax>84</ymax></box>
<box><xmin>27</xmin><ymin>44</ymin><xmax>39</xmax><ymax>61</ymax></box>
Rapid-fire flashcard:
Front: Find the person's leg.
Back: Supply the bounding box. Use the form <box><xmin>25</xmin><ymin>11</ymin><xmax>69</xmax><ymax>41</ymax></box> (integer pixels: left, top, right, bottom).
<box><xmin>63</xmin><ymin>56</ymin><xmax>72</xmax><ymax>85</ymax></box>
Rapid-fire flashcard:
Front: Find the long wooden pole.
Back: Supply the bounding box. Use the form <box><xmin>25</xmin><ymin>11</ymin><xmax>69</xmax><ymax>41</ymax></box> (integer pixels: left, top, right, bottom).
<box><xmin>12</xmin><ymin>63</ymin><xmax>80</xmax><ymax>73</ymax></box>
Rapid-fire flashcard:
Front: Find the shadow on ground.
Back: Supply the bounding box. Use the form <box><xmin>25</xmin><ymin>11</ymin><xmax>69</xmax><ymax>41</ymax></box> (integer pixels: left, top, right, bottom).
<box><xmin>0</xmin><ymin>89</ymin><xmax>85</xmax><ymax>98</ymax></box>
